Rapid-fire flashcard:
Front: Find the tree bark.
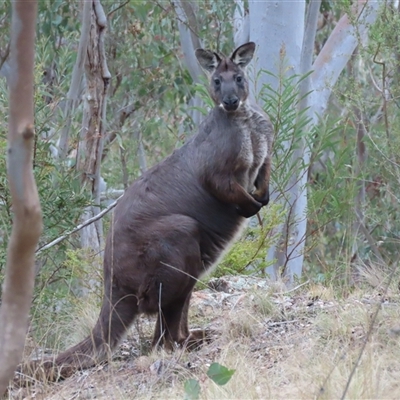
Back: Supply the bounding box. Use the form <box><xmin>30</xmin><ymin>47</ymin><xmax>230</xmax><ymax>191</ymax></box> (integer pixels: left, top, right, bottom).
<box><xmin>58</xmin><ymin>0</ymin><xmax>92</xmax><ymax>160</ymax></box>
<box><xmin>249</xmin><ymin>0</ymin><xmax>305</xmax><ymax>93</ymax></box>
<box><xmin>174</xmin><ymin>0</ymin><xmax>205</xmax><ymax>127</ymax></box>
<box><xmin>249</xmin><ymin>0</ymin><xmax>306</xmax><ymax>284</ymax></box>
<box><xmin>77</xmin><ymin>0</ymin><xmax>110</xmax><ymax>259</ymax></box>
<box><xmin>310</xmin><ymin>0</ymin><xmax>381</xmax><ymax>122</ymax></box>
<box><xmin>277</xmin><ymin>0</ymin><xmax>321</xmax><ymax>283</ymax></box>
<box><xmin>234</xmin><ymin>0</ymin><xmax>249</xmax><ymax>47</ymax></box>
<box><xmin>0</xmin><ymin>0</ymin><xmax>42</xmax><ymax>394</ymax></box>
<box><xmin>249</xmin><ymin>0</ymin><xmax>381</xmax><ymax>285</ymax></box>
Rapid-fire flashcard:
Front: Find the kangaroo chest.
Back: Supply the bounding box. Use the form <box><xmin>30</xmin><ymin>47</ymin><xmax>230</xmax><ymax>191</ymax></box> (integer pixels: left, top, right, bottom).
<box><xmin>235</xmin><ymin>109</ymin><xmax>270</xmax><ymax>191</ymax></box>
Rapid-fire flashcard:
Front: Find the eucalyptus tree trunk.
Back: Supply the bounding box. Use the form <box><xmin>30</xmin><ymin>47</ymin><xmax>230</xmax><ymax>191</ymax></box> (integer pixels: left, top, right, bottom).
<box><xmin>0</xmin><ymin>0</ymin><xmax>41</xmax><ymax>394</ymax></box>
<box><xmin>242</xmin><ymin>0</ymin><xmax>381</xmax><ymax>285</ymax></box>
<box><xmin>76</xmin><ymin>0</ymin><xmax>110</xmax><ymax>285</ymax></box>
<box><xmin>248</xmin><ymin>0</ymin><xmax>305</xmax><ymax>284</ymax></box>
<box><xmin>57</xmin><ymin>0</ymin><xmax>91</xmax><ymax>160</ymax></box>
<box><xmin>174</xmin><ymin>0</ymin><xmax>205</xmax><ymax>127</ymax></box>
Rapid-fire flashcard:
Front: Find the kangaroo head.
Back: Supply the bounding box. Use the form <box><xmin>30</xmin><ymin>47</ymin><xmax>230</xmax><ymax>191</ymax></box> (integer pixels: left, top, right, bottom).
<box><xmin>195</xmin><ymin>42</ymin><xmax>255</xmax><ymax>112</ymax></box>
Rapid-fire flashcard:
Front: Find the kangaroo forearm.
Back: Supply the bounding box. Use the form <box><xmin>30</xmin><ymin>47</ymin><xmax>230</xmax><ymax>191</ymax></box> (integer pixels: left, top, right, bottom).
<box><xmin>206</xmin><ymin>176</ymin><xmax>257</xmax><ymax>206</ymax></box>
<box><xmin>232</xmin><ymin>181</ymin><xmax>261</xmax><ymax>208</ymax></box>
<box><xmin>205</xmin><ymin>177</ymin><xmax>261</xmax><ymax>218</ymax></box>
<box><xmin>253</xmin><ymin>157</ymin><xmax>271</xmax><ymax>205</ymax></box>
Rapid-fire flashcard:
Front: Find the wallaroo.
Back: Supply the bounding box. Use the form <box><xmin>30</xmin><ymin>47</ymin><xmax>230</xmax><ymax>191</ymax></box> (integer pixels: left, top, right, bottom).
<box><xmin>18</xmin><ymin>42</ymin><xmax>273</xmax><ymax>382</ymax></box>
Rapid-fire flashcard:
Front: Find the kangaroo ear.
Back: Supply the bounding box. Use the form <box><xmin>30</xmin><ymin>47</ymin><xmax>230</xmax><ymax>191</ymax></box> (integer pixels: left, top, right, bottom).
<box><xmin>195</xmin><ymin>49</ymin><xmax>221</xmax><ymax>74</ymax></box>
<box><xmin>231</xmin><ymin>42</ymin><xmax>256</xmax><ymax>68</ymax></box>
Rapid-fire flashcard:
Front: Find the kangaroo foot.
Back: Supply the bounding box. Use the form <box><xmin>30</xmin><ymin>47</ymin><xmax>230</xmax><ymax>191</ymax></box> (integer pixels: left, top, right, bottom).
<box><xmin>182</xmin><ymin>329</ymin><xmax>214</xmax><ymax>350</ymax></box>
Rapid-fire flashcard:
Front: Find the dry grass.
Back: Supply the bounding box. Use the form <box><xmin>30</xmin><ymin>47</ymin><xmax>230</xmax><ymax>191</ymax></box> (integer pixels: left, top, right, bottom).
<box><xmin>7</xmin><ymin>275</ymin><xmax>400</xmax><ymax>400</ymax></box>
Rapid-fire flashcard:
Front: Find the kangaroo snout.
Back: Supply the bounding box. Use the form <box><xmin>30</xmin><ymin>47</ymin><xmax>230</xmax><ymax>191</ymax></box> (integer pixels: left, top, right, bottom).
<box><xmin>222</xmin><ymin>95</ymin><xmax>239</xmax><ymax>111</ymax></box>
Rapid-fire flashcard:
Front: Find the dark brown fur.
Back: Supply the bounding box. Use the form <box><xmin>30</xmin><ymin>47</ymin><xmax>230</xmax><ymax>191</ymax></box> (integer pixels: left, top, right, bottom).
<box><xmin>17</xmin><ymin>42</ymin><xmax>273</xmax><ymax>382</ymax></box>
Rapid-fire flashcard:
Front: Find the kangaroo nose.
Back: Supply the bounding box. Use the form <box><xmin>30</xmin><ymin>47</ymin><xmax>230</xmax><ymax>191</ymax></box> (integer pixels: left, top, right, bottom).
<box><xmin>222</xmin><ymin>96</ymin><xmax>239</xmax><ymax>111</ymax></box>
<box><xmin>223</xmin><ymin>97</ymin><xmax>238</xmax><ymax>106</ymax></box>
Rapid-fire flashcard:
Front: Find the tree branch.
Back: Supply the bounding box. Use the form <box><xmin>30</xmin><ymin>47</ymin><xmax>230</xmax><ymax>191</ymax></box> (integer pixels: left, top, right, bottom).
<box><xmin>301</xmin><ymin>0</ymin><xmax>321</xmax><ymax>79</ymax></box>
<box><xmin>311</xmin><ymin>0</ymin><xmax>381</xmax><ymax>122</ymax></box>
<box><xmin>36</xmin><ymin>195</ymin><xmax>123</xmax><ymax>255</ymax></box>
<box><xmin>102</xmin><ymin>102</ymin><xmax>138</xmax><ymax>161</ymax></box>
<box><xmin>107</xmin><ymin>0</ymin><xmax>130</xmax><ymax>18</ymax></box>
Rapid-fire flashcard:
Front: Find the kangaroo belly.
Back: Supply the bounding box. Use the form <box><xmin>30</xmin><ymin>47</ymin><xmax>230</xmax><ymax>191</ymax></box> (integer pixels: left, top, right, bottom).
<box><xmin>112</xmin><ymin>171</ymin><xmax>245</xmax><ymax>276</ymax></box>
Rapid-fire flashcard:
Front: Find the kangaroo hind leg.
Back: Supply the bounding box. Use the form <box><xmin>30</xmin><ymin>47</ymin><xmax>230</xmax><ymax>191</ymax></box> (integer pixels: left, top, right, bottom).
<box><xmin>137</xmin><ymin>214</ymin><xmax>203</xmax><ymax>350</ymax></box>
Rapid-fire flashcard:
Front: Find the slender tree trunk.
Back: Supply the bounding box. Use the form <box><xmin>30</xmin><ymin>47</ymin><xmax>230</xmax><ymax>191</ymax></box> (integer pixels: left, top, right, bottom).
<box><xmin>247</xmin><ymin>0</ymin><xmax>381</xmax><ymax>285</ymax></box>
<box><xmin>249</xmin><ymin>0</ymin><xmax>306</xmax><ymax>285</ymax></box>
<box><xmin>234</xmin><ymin>0</ymin><xmax>249</xmax><ymax>47</ymax></box>
<box><xmin>76</xmin><ymin>0</ymin><xmax>110</xmax><ymax>286</ymax></box>
<box><xmin>249</xmin><ymin>0</ymin><xmax>305</xmax><ymax>94</ymax></box>
<box><xmin>174</xmin><ymin>0</ymin><xmax>204</xmax><ymax>127</ymax></box>
<box><xmin>278</xmin><ymin>0</ymin><xmax>321</xmax><ymax>283</ymax></box>
<box><xmin>58</xmin><ymin>0</ymin><xmax>92</xmax><ymax>160</ymax></box>
<box><xmin>0</xmin><ymin>0</ymin><xmax>42</xmax><ymax>394</ymax></box>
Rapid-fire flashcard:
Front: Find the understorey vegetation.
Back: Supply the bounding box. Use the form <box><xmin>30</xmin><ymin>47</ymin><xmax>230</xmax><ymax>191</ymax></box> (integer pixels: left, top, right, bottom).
<box><xmin>1</xmin><ymin>0</ymin><xmax>400</xmax><ymax>398</ymax></box>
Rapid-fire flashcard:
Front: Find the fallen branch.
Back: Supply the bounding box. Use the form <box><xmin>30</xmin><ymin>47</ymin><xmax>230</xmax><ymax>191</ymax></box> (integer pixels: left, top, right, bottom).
<box><xmin>36</xmin><ymin>194</ymin><xmax>124</xmax><ymax>254</ymax></box>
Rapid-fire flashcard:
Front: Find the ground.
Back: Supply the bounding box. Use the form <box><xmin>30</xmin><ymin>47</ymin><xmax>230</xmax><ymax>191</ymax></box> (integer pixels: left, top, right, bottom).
<box><xmin>7</xmin><ymin>275</ymin><xmax>400</xmax><ymax>399</ymax></box>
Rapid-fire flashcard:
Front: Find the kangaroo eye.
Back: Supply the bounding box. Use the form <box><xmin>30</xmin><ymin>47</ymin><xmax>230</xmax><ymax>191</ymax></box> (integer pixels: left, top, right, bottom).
<box><xmin>236</xmin><ymin>76</ymin><xmax>243</xmax><ymax>83</ymax></box>
<box><xmin>214</xmin><ymin>78</ymin><xmax>221</xmax><ymax>86</ymax></box>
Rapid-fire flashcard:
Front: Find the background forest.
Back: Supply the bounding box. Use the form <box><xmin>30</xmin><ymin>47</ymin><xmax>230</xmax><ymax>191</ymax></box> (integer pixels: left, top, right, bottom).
<box><xmin>1</xmin><ymin>0</ymin><xmax>400</xmax><ymax>398</ymax></box>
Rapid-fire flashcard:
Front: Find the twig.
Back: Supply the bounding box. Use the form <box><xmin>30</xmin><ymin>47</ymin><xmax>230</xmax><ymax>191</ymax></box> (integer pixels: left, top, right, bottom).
<box><xmin>373</xmin><ymin>45</ymin><xmax>390</xmax><ymax>139</ymax></box>
<box><xmin>155</xmin><ymin>0</ymin><xmax>199</xmax><ymax>38</ymax></box>
<box><xmin>277</xmin><ymin>280</ymin><xmax>310</xmax><ymax>295</ymax></box>
<box><xmin>102</xmin><ymin>103</ymin><xmax>138</xmax><ymax>161</ymax></box>
<box><xmin>368</xmin><ymin>66</ymin><xmax>382</xmax><ymax>93</ymax></box>
<box><xmin>36</xmin><ymin>195</ymin><xmax>124</xmax><ymax>254</ymax></box>
<box><xmin>107</xmin><ymin>0</ymin><xmax>130</xmax><ymax>18</ymax></box>
<box><xmin>356</xmin><ymin>214</ymin><xmax>385</xmax><ymax>264</ymax></box>
<box><xmin>267</xmin><ymin>319</ymin><xmax>299</xmax><ymax>327</ymax></box>
<box><xmin>256</xmin><ymin>212</ymin><xmax>263</xmax><ymax>227</ymax></box>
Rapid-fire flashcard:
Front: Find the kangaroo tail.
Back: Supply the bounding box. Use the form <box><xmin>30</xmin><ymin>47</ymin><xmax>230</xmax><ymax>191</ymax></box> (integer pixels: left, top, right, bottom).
<box><xmin>16</xmin><ymin>285</ymin><xmax>138</xmax><ymax>383</ymax></box>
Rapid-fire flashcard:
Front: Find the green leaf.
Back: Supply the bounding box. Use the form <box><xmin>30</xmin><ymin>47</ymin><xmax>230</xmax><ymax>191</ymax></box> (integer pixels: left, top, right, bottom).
<box><xmin>206</xmin><ymin>363</ymin><xmax>235</xmax><ymax>386</ymax></box>
<box><xmin>52</xmin><ymin>14</ymin><xmax>63</xmax><ymax>26</ymax></box>
<box><xmin>184</xmin><ymin>379</ymin><xmax>201</xmax><ymax>400</ymax></box>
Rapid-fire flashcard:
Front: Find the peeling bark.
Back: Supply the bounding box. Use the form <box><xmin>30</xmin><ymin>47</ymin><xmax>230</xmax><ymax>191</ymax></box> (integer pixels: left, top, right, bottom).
<box><xmin>76</xmin><ymin>0</ymin><xmax>110</xmax><ymax>269</ymax></box>
<box><xmin>0</xmin><ymin>0</ymin><xmax>41</xmax><ymax>394</ymax></box>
